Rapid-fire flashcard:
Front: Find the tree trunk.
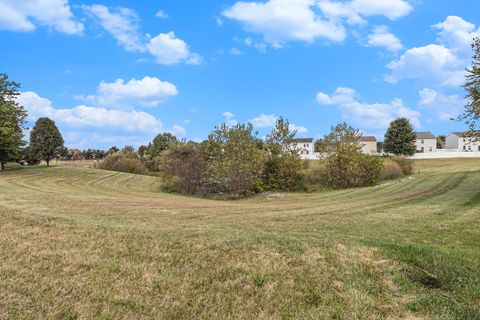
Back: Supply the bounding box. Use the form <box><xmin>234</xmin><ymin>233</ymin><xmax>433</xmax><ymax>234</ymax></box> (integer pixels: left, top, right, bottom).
<box><xmin>0</xmin><ymin>161</ymin><xmax>4</xmax><ymax>171</ymax></box>
<box><xmin>46</xmin><ymin>159</ymin><xmax>50</xmax><ymax>167</ymax></box>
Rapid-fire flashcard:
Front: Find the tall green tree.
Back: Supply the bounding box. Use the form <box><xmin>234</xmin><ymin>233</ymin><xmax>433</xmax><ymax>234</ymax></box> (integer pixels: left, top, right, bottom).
<box><xmin>0</xmin><ymin>73</ymin><xmax>27</xmax><ymax>170</ymax></box>
<box><xmin>30</xmin><ymin>117</ymin><xmax>64</xmax><ymax>166</ymax></box>
<box><xmin>148</xmin><ymin>133</ymin><xmax>178</xmax><ymax>159</ymax></box>
<box><xmin>383</xmin><ymin>118</ymin><xmax>416</xmax><ymax>156</ymax></box>
<box><xmin>320</xmin><ymin>123</ymin><xmax>383</xmax><ymax>189</ymax></box>
<box><xmin>462</xmin><ymin>37</ymin><xmax>480</xmax><ymax>132</ymax></box>
<box><xmin>203</xmin><ymin>123</ymin><xmax>265</xmax><ymax>196</ymax></box>
<box><xmin>263</xmin><ymin>117</ymin><xmax>305</xmax><ymax>191</ymax></box>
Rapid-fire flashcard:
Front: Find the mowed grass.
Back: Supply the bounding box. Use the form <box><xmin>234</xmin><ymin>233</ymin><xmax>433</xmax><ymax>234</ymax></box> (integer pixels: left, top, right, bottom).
<box><xmin>1</xmin><ymin>159</ymin><xmax>479</xmax><ymax>319</ymax></box>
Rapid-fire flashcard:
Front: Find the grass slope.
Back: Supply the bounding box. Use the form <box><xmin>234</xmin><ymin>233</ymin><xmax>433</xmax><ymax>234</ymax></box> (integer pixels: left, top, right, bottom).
<box><xmin>1</xmin><ymin>159</ymin><xmax>479</xmax><ymax>319</ymax></box>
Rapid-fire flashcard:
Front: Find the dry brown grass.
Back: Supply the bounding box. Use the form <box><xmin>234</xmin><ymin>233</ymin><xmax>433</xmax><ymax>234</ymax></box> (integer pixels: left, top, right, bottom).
<box><xmin>0</xmin><ymin>159</ymin><xmax>479</xmax><ymax>319</ymax></box>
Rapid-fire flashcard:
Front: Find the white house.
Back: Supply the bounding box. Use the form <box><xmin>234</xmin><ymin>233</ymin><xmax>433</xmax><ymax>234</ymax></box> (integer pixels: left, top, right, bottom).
<box><xmin>446</xmin><ymin>132</ymin><xmax>480</xmax><ymax>152</ymax></box>
<box><xmin>292</xmin><ymin>138</ymin><xmax>316</xmax><ymax>159</ymax></box>
<box><xmin>358</xmin><ymin>136</ymin><xmax>377</xmax><ymax>154</ymax></box>
<box><xmin>415</xmin><ymin>132</ymin><xmax>437</xmax><ymax>153</ymax></box>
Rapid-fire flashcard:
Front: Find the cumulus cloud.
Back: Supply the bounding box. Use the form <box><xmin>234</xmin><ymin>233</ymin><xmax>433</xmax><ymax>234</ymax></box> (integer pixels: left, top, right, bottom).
<box><xmin>418</xmin><ymin>88</ymin><xmax>464</xmax><ymax>121</ymax></box>
<box><xmin>222</xmin><ymin>111</ymin><xmax>238</xmax><ymax>126</ymax></box>
<box><xmin>248</xmin><ymin>113</ymin><xmax>278</xmax><ymax>127</ymax></box>
<box><xmin>171</xmin><ymin>124</ymin><xmax>186</xmax><ymax>136</ymax></box>
<box><xmin>146</xmin><ymin>32</ymin><xmax>202</xmax><ymax>65</ymax></box>
<box><xmin>386</xmin><ymin>16</ymin><xmax>479</xmax><ymax>86</ymax></box>
<box><xmin>316</xmin><ymin>87</ymin><xmax>421</xmax><ymax>129</ymax></box>
<box><xmin>82</xmin><ymin>4</ymin><xmax>144</xmax><ymax>52</ymax></box>
<box><xmin>348</xmin><ymin>0</ymin><xmax>412</xmax><ymax>20</ymax></box>
<box><xmin>17</xmin><ymin>91</ymin><xmax>163</xmax><ymax>133</ymax></box>
<box><xmin>289</xmin><ymin>124</ymin><xmax>308</xmax><ymax>134</ymax></box>
<box><xmin>222</xmin><ymin>0</ymin><xmax>347</xmax><ymax>46</ymax></box>
<box><xmin>0</xmin><ymin>0</ymin><xmax>83</xmax><ymax>34</ymax></box>
<box><xmin>77</xmin><ymin>76</ymin><xmax>178</xmax><ymax>109</ymax></box>
<box><xmin>367</xmin><ymin>25</ymin><xmax>403</xmax><ymax>52</ymax></box>
<box><xmin>222</xmin><ymin>0</ymin><xmax>412</xmax><ymax>47</ymax></box>
<box><xmin>82</xmin><ymin>5</ymin><xmax>201</xmax><ymax>65</ymax></box>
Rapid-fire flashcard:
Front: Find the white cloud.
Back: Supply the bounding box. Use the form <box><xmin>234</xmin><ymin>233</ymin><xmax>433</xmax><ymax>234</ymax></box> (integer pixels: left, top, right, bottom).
<box><xmin>386</xmin><ymin>16</ymin><xmax>478</xmax><ymax>87</ymax></box>
<box><xmin>222</xmin><ymin>0</ymin><xmax>412</xmax><ymax>47</ymax></box>
<box><xmin>222</xmin><ymin>111</ymin><xmax>238</xmax><ymax>126</ymax></box>
<box><xmin>146</xmin><ymin>32</ymin><xmax>202</xmax><ymax>65</ymax></box>
<box><xmin>0</xmin><ymin>0</ymin><xmax>83</xmax><ymax>34</ymax></box>
<box><xmin>170</xmin><ymin>125</ymin><xmax>186</xmax><ymax>136</ymax></box>
<box><xmin>155</xmin><ymin>10</ymin><xmax>169</xmax><ymax>19</ymax></box>
<box><xmin>386</xmin><ymin>44</ymin><xmax>465</xmax><ymax>86</ymax></box>
<box><xmin>249</xmin><ymin>113</ymin><xmax>278</xmax><ymax>127</ymax></box>
<box><xmin>229</xmin><ymin>48</ymin><xmax>243</xmax><ymax>55</ymax></box>
<box><xmin>17</xmin><ymin>91</ymin><xmax>163</xmax><ymax>133</ymax></box>
<box><xmin>289</xmin><ymin>124</ymin><xmax>308</xmax><ymax>134</ymax></box>
<box><xmin>222</xmin><ymin>0</ymin><xmax>347</xmax><ymax>46</ymax></box>
<box><xmin>348</xmin><ymin>0</ymin><xmax>412</xmax><ymax>20</ymax></box>
<box><xmin>433</xmin><ymin>16</ymin><xmax>479</xmax><ymax>54</ymax></box>
<box><xmin>316</xmin><ymin>87</ymin><xmax>421</xmax><ymax>129</ymax></box>
<box><xmin>82</xmin><ymin>5</ymin><xmax>200</xmax><ymax>66</ymax></box>
<box><xmin>418</xmin><ymin>88</ymin><xmax>464</xmax><ymax>121</ymax></box>
<box><xmin>77</xmin><ymin>76</ymin><xmax>178</xmax><ymax>109</ymax></box>
<box><xmin>367</xmin><ymin>25</ymin><xmax>403</xmax><ymax>52</ymax></box>
<box><xmin>82</xmin><ymin>4</ymin><xmax>145</xmax><ymax>52</ymax></box>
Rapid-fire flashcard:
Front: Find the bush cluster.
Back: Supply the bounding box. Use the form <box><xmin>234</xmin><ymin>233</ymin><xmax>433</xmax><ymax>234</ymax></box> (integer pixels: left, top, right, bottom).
<box><xmin>97</xmin><ymin>121</ymin><xmax>415</xmax><ymax>198</ymax></box>
<box><xmin>97</xmin><ymin>150</ymin><xmax>149</xmax><ymax>175</ymax></box>
<box><xmin>159</xmin><ymin>119</ymin><xmax>306</xmax><ymax>198</ymax></box>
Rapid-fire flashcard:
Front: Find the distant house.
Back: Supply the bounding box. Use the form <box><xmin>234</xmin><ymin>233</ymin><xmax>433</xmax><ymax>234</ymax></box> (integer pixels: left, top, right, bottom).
<box><xmin>293</xmin><ymin>138</ymin><xmax>314</xmax><ymax>157</ymax></box>
<box><xmin>446</xmin><ymin>132</ymin><xmax>480</xmax><ymax>152</ymax></box>
<box><xmin>415</xmin><ymin>132</ymin><xmax>436</xmax><ymax>153</ymax></box>
<box><xmin>359</xmin><ymin>136</ymin><xmax>377</xmax><ymax>154</ymax></box>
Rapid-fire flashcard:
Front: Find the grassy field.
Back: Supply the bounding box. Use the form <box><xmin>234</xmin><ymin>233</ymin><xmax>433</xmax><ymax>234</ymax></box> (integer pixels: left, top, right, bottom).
<box><xmin>1</xmin><ymin>159</ymin><xmax>479</xmax><ymax>319</ymax></box>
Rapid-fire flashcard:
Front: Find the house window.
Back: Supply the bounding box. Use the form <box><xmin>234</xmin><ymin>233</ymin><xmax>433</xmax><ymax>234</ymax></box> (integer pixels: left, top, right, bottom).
<box><xmin>421</xmin><ymin>139</ymin><xmax>424</xmax><ymax>144</ymax></box>
<box><xmin>306</xmin><ymin>151</ymin><xmax>309</xmax><ymax>155</ymax></box>
<box><xmin>421</xmin><ymin>147</ymin><xmax>424</xmax><ymax>152</ymax></box>
<box><xmin>478</xmin><ymin>146</ymin><xmax>480</xmax><ymax>152</ymax></box>
<box><xmin>463</xmin><ymin>146</ymin><xmax>467</xmax><ymax>151</ymax></box>
<box><xmin>429</xmin><ymin>147</ymin><xmax>432</xmax><ymax>152</ymax></box>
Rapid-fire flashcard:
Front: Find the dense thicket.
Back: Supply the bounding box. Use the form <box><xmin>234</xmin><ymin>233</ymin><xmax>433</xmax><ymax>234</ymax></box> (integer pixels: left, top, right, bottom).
<box><xmin>314</xmin><ymin>123</ymin><xmax>384</xmax><ymax>189</ymax></box>
<box><xmin>99</xmin><ymin>120</ymin><xmax>413</xmax><ymax>198</ymax></box>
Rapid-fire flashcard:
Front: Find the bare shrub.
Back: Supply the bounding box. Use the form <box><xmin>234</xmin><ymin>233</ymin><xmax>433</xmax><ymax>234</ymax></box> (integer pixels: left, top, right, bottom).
<box><xmin>390</xmin><ymin>156</ymin><xmax>414</xmax><ymax>175</ymax></box>
<box><xmin>98</xmin><ymin>154</ymin><xmax>148</xmax><ymax>175</ymax></box>
<box><xmin>383</xmin><ymin>161</ymin><xmax>403</xmax><ymax>180</ymax></box>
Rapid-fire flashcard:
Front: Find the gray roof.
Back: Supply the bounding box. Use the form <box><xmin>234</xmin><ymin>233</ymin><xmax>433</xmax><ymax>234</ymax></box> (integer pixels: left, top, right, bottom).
<box><xmin>359</xmin><ymin>136</ymin><xmax>377</xmax><ymax>142</ymax></box>
<box><xmin>294</xmin><ymin>138</ymin><xmax>313</xmax><ymax>143</ymax></box>
<box><xmin>451</xmin><ymin>131</ymin><xmax>480</xmax><ymax>137</ymax></box>
<box><xmin>415</xmin><ymin>132</ymin><xmax>436</xmax><ymax>139</ymax></box>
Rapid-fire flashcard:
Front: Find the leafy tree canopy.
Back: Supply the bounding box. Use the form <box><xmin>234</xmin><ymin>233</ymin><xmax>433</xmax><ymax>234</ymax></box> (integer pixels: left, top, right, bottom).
<box><xmin>462</xmin><ymin>37</ymin><xmax>480</xmax><ymax>133</ymax></box>
<box><xmin>383</xmin><ymin>118</ymin><xmax>416</xmax><ymax>156</ymax></box>
<box><xmin>149</xmin><ymin>133</ymin><xmax>178</xmax><ymax>159</ymax></box>
<box><xmin>30</xmin><ymin>117</ymin><xmax>64</xmax><ymax>166</ymax></box>
<box><xmin>0</xmin><ymin>73</ymin><xmax>27</xmax><ymax>170</ymax></box>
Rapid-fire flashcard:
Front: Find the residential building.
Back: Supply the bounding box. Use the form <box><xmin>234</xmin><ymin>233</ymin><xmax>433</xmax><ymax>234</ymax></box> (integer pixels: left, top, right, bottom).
<box><xmin>446</xmin><ymin>132</ymin><xmax>480</xmax><ymax>152</ymax></box>
<box><xmin>292</xmin><ymin>138</ymin><xmax>314</xmax><ymax>157</ymax></box>
<box><xmin>415</xmin><ymin>132</ymin><xmax>437</xmax><ymax>153</ymax></box>
<box><xmin>359</xmin><ymin>136</ymin><xmax>377</xmax><ymax>154</ymax></box>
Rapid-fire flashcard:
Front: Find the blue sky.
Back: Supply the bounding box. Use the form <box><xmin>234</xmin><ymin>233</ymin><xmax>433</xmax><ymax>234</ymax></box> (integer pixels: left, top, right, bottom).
<box><xmin>2</xmin><ymin>0</ymin><xmax>479</xmax><ymax>149</ymax></box>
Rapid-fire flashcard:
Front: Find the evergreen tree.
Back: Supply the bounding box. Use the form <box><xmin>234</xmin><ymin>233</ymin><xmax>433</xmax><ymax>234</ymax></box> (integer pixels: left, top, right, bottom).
<box><xmin>30</xmin><ymin>117</ymin><xmax>64</xmax><ymax>166</ymax></box>
<box><xmin>383</xmin><ymin>118</ymin><xmax>416</xmax><ymax>156</ymax></box>
<box><xmin>0</xmin><ymin>73</ymin><xmax>27</xmax><ymax>170</ymax></box>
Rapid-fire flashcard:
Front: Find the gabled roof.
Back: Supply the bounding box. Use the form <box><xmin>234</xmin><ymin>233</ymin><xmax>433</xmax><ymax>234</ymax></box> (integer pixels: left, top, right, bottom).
<box><xmin>450</xmin><ymin>131</ymin><xmax>480</xmax><ymax>138</ymax></box>
<box><xmin>359</xmin><ymin>136</ymin><xmax>377</xmax><ymax>142</ymax></box>
<box><xmin>294</xmin><ymin>138</ymin><xmax>313</xmax><ymax>143</ymax></box>
<box><xmin>415</xmin><ymin>132</ymin><xmax>436</xmax><ymax>139</ymax></box>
